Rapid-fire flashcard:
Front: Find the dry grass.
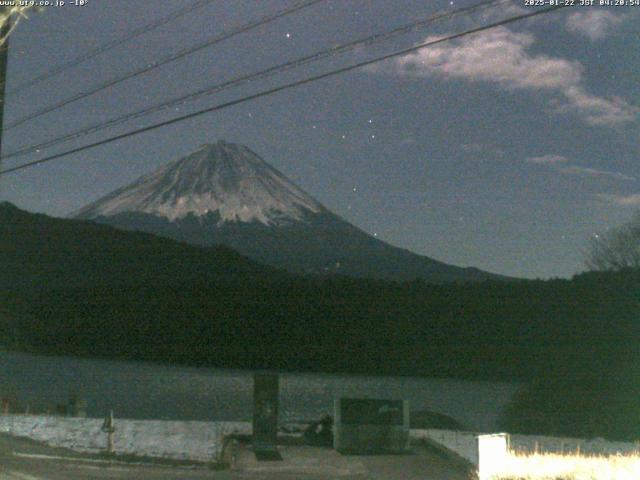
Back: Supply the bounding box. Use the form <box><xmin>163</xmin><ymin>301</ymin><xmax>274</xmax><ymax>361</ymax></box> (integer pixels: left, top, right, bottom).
<box><xmin>493</xmin><ymin>451</ymin><xmax>640</xmax><ymax>480</ymax></box>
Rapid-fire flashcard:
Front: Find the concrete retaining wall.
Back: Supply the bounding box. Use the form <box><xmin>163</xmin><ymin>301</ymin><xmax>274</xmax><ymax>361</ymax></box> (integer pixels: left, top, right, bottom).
<box><xmin>0</xmin><ymin>415</ymin><xmax>251</xmax><ymax>462</ymax></box>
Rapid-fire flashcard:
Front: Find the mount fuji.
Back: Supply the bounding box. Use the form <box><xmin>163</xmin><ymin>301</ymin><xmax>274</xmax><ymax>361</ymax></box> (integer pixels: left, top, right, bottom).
<box><xmin>74</xmin><ymin>141</ymin><xmax>500</xmax><ymax>282</ymax></box>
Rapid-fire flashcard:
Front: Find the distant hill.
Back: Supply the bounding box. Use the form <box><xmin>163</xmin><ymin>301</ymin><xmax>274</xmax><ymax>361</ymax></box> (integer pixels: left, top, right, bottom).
<box><xmin>73</xmin><ymin>141</ymin><xmax>505</xmax><ymax>283</ymax></box>
<box><xmin>0</xmin><ymin>200</ymin><xmax>274</xmax><ymax>292</ymax></box>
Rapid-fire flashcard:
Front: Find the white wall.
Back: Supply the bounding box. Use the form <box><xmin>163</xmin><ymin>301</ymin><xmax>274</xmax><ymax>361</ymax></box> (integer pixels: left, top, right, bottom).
<box><xmin>0</xmin><ymin>415</ymin><xmax>251</xmax><ymax>462</ymax></box>
<box><xmin>411</xmin><ymin>429</ymin><xmax>479</xmax><ymax>464</ymax></box>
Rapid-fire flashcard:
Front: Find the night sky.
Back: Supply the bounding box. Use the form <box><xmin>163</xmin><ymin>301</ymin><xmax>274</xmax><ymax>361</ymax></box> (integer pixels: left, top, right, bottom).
<box><xmin>1</xmin><ymin>0</ymin><xmax>638</xmax><ymax>279</ymax></box>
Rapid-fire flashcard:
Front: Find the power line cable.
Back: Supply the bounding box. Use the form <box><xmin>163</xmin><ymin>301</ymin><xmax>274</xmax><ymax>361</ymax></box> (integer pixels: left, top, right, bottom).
<box><xmin>4</xmin><ymin>0</ymin><xmax>325</xmax><ymax>130</ymax></box>
<box><xmin>3</xmin><ymin>0</ymin><xmax>509</xmax><ymax>161</ymax></box>
<box><xmin>7</xmin><ymin>0</ymin><xmax>218</xmax><ymax>96</ymax></box>
<box><xmin>0</xmin><ymin>4</ymin><xmax>568</xmax><ymax>177</ymax></box>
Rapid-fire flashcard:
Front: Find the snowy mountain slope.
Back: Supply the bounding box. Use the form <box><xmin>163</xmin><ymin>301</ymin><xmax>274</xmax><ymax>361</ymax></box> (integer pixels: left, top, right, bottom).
<box><xmin>74</xmin><ymin>141</ymin><xmax>504</xmax><ymax>282</ymax></box>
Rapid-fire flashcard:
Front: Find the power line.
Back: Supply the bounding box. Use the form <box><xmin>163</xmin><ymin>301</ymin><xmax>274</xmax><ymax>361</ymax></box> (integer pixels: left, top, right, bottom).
<box><xmin>7</xmin><ymin>0</ymin><xmax>218</xmax><ymax>96</ymax></box>
<box><xmin>0</xmin><ymin>4</ymin><xmax>568</xmax><ymax>177</ymax></box>
<box><xmin>4</xmin><ymin>0</ymin><xmax>325</xmax><ymax>131</ymax></box>
<box><xmin>3</xmin><ymin>0</ymin><xmax>509</xmax><ymax>162</ymax></box>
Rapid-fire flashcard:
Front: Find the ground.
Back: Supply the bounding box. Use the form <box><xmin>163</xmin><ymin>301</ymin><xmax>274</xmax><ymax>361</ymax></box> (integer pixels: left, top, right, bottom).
<box><xmin>0</xmin><ymin>433</ymin><xmax>472</xmax><ymax>479</ymax></box>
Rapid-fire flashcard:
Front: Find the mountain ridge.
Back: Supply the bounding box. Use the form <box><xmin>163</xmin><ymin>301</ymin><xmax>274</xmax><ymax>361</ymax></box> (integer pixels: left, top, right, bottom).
<box><xmin>73</xmin><ymin>141</ymin><xmax>508</xmax><ymax>283</ymax></box>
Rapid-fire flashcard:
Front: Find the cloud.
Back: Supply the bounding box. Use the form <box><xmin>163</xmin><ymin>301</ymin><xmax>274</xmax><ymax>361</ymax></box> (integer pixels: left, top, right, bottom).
<box><xmin>392</xmin><ymin>28</ymin><xmax>583</xmax><ymax>90</ymax></box>
<box><xmin>596</xmin><ymin>193</ymin><xmax>640</xmax><ymax>206</ymax></box>
<box><xmin>527</xmin><ymin>154</ymin><xmax>635</xmax><ymax>182</ymax></box>
<box><xmin>371</xmin><ymin>27</ymin><xmax>638</xmax><ymax>126</ymax></box>
<box><xmin>527</xmin><ymin>154</ymin><xmax>568</xmax><ymax>165</ymax></box>
<box><xmin>565</xmin><ymin>10</ymin><xmax>624</xmax><ymax>41</ymax></box>
<box><xmin>558</xmin><ymin>165</ymin><xmax>635</xmax><ymax>182</ymax></box>
<box><xmin>557</xmin><ymin>87</ymin><xmax>639</xmax><ymax>126</ymax></box>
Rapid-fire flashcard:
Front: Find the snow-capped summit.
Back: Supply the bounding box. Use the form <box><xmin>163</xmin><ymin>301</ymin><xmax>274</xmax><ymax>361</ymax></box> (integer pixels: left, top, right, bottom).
<box><xmin>74</xmin><ymin>140</ymin><xmax>324</xmax><ymax>225</ymax></box>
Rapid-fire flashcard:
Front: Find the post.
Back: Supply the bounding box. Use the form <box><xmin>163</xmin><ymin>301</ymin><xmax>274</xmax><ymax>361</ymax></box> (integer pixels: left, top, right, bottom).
<box><xmin>252</xmin><ymin>373</ymin><xmax>281</xmax><ymax>460</ymax></box>
<box><xmin>101</xmin><ymin>410</ymin><xmax>115</xmax><ymax>455</ymax></box>
<box><xmin>0</xmin><ymin>6</ymin><xmax>12</xmax><ymax>169</ymax></box>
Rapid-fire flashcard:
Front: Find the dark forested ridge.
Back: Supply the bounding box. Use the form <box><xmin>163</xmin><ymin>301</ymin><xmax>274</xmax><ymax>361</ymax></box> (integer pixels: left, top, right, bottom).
<box><xmin>2</xmin><ymin>202</ymin><xmax>637</xmax><ymax>376</ymax></box>
<box><xmin>2</xmin><ymin>203</ymin><xmax>640</xmax><ymax>439</ymax></box>
<box><xmin>0</xmin><ymin>201</ymin><xmax>278</xmax><ymax>292</ymax></box>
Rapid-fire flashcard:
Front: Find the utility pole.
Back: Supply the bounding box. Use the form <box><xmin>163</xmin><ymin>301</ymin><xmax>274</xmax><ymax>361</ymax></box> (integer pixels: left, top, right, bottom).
<box><xmin>0</xmin><ymin>6</ymin><xmax>12</xmax><ymax>178</ymax></box>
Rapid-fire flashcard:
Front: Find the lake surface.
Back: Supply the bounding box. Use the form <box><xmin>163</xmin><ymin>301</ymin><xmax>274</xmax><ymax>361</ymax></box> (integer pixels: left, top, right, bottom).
<box><xmin>0</xmin><ymin>349</ymin><xmax>519</xmax><ymax>432</ymax></box>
